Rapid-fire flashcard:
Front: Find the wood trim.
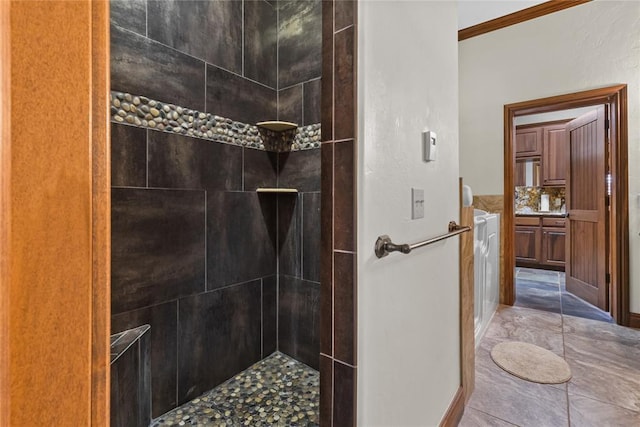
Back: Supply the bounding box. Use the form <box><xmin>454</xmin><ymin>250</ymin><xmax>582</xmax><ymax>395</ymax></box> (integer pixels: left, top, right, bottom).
<box><xmin>0</xmin><ymin>1</ymin><xmax>11</xmax><ymax>424</ymax></box>
<box><xmin>91</xmin><ymin>1</ymin><xmax>111</xmax><ymax>425</ymax></box>
<box><xmin>459</xmin><ymin>178</ymin><xmax>475</xmax><ymax>404</ymax></box>
<box><xmin>504</xmin><ymin>85</ymin><xmax>630</xmax><ymax>325</ymax></box>
<box><xmin>629</xmin><ymin>313</ymin><xmax>640</xmax><ymax>329</ymax></box>
<box><xmin>503</xmin><ymin>106</ymin><xmax>516</xmax><ymax>305</ymax></box>
<box><xmin>458</xmin><ymin>0</ymin><xmax>591</xmax><ymax>41</ymax></box>
<box><xmin>2</xmin><ymin>1</ymin><xmax>110</xmax><ymax>423</ymax></box>
<box><xmin>439</xmin><ymin>386</ymin><xmax>465</xmax><ymax>427</ymax></box>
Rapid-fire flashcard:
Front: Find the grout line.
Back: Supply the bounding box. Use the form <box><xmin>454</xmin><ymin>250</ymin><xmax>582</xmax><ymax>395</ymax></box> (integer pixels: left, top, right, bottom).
<box><xmin>145</xmin><ymin>0</ymin><xmax>148</xmax><ymax>37</ymax></box>
<box><xmin>300</xmin><ymin>194</ymin><xmax>305</xmax><ymax>279</ymax></box>
<box><xmin>301</xmin><ymin>83</ymin><xmax>305</xmax><ymax>126</ymax></box>
<box><xmin>334</xmin><ymin>23</ymin><xmax>354</xmax><ymax>35</ymax></box>
<box><xmin>261</xmin><ymin>278</ymin><xmax>264</xmax><ymax>358</ymax></box>
<box><xmin>204</xmin><ymin>191</ymin><xmax>208</xmax><ymax>291</ymax></box>
<box><xmin>278</xmin><ymin>76</ymin><xmax>322</xmax><ymax>92</ymax></box>
<box><xmin>242</xmin><ymin>0</ymin><xmax>245</xmax><ymax>77</ymax></box>
<box><xmin>241</xmin><ymin>148</ymin><xmax>245</xmax><ymax>191</ymax></box>
<box><xmin>334</xmin><ymin>249</ymin><xmax>356</xmax><ymax>255</ymax></box>
<box><xmin>176</xmin><ymin>299</ymin><xmax>180</xmax><ymax>405</ymax></box>
<box><xmin>145</xmin><ymin>129</ymin><xmax>149</xmax><ymax>187</ymax></box>
<box><xmin>333</xmin><ymin>358</ymin><xmax>356</xmax><ymax>370</ymax></box>
<box><xmin>204</xmin><ymin>63</ymin><xmax>207</xmax><ymax>112</ymax></box>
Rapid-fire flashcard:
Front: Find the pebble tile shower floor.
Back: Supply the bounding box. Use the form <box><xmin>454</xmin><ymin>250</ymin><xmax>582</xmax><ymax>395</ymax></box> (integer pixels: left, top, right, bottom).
<box><xmin>151</xmin><ymin>352</ymin><xmax>319</xmax><ymax>427</ymax></box>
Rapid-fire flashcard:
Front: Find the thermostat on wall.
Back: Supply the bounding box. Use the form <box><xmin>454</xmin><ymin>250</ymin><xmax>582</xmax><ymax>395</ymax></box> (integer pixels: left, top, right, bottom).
<box><xmin>423</xmin><ymin>130</ymin><xmax>437</xmax><ymax>162</ymax></box>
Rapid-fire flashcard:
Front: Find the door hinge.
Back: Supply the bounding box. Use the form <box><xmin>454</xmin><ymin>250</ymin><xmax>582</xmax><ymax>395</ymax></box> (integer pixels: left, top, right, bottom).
<box><xmin>606</xmin><ymin>195</ymin><xmax>610</xmax><ymax>207</ymax></box>
<box><xmin>605</xmin><ymin>118</ymin><xmax>610</xmax><ymax>131</ymax></box>
<box><xmin>606</xmin><ymin>273</ymin><xmax>611</xmax><ymax>284</ymax></box>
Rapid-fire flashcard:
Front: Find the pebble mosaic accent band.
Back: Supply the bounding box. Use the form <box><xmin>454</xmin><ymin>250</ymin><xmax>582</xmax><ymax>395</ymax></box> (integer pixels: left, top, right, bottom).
<box><xmin>110</xmin><ymin>91</ymin><xmax>321</xmax><ymax>152</ymax></box>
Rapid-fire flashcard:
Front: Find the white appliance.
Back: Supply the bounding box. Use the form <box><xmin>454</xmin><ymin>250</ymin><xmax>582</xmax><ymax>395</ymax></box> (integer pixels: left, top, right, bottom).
<box><xmin>473</xmin><ymin>209</ymin><xmax>500</xmax><ymax>346</ymax></box>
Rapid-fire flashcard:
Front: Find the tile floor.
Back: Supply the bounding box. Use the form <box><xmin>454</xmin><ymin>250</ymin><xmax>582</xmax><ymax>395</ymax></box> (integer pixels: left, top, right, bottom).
<box><xmin>459</xmin><ymin>304</ymin><xmax>640</xmax><ymax>426</ymax></box>
<box><xmin>514</xmin><ymin>267</ymin><xmax>613</xmax><ymax>323</ymax></box>
<box><xmin>151</xmin><ymin>352</ymin><xmax>319</xmax><ymax>427</ymax></box>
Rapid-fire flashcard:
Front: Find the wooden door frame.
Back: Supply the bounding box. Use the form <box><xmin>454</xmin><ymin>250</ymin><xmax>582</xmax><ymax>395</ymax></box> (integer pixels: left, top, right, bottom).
<box><xmin>503</xmin><ymin>84</ymin><xmax>630</xmax><ymax>325</ymax></box>
<box><xmin>0</xmin><ymin>1</ymin><xmax>110</xmax><ymax>424</ymax></box>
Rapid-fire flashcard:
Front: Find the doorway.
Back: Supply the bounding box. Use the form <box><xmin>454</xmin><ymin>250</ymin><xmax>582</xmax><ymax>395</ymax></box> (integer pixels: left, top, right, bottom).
<box><xmin>502</xmin><ymin>85</ymin><xmax>630</xmax><ymax>326</ymax></box>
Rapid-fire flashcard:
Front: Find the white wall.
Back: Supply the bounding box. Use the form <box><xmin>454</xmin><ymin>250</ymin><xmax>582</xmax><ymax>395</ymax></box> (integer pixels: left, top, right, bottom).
<box><xmin>458</xmin><ymin>0</ymin><xmax>545</xmax><ymax>29</ymax></box>
<box><xmin>459</xmin><ymin>0</ymin><xmax>640</xmax><ymax>312</ymax></box>
<box><xmin>357</xmin><ymin>1</ymin><xmax>460</xmax><ymax>425</ymax></box>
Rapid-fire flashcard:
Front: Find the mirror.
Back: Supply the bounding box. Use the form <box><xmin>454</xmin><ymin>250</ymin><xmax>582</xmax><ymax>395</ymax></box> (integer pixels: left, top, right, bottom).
<box><xmin>515</xmin><ymin>157</ymin><xmax>541</xmax><ymax>187</ymax></box>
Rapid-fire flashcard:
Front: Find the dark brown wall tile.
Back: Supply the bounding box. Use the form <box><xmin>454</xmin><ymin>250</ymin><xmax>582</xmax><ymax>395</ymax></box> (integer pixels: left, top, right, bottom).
<box><xmin>110</xmin><ymin>343</ymin><xmax>139</xmax><ymax>427</ymax></box>
<box><xmin>334</xmin><ymin>140</ymin><xmax>355</xmax><ymax>251</ymax></box>
<box><xmin>333</xmin><ymin>362</ymin><xmax>356</xmax><ymax>427</ymax></box>
<box><xmin>279</xmin><ymin>276</ymin><xmax>320</xmax><ymax>370</ymax></box>
<box><xmin>303</xmin><ymin>79</ymin><xmax>322</xmax><ymax>125</ymax></box>
<box><xmin>334</xmin><ymin>252</ymin><xmax>355</xmax><ymax>365</ymax></box>
<box><xmin>335</xmin><ymin>0</ymin><xmax>355</xmax><ymax>32</ymax></box>
<box><xmin>320</xmin><ymin>355</ymin><xmax>334</xmax><ymax>427</ymax></box>
<box><xmin>243</xmin><ymin>148</ymin><xmax>278</xmax><ymax>191</ymax></box>
<box><xmin>111</xmin><ymin>24</ymin><xmax>206</xmax><ymax>111</ymax></box>
<box><xmin>278</xmin><ymin>194</ymin><xmax>301</xmax><ymax>278</ymax></box>
<box><xmin>321</xmin><ymin>0</ymin><xmax>334</xmax><ymax>141</ymax></box>
<box><xmin>112</xmin><ymin>301</ymin><xmax>178</xmax><ymax>418</ymax></box>
<box><xmin>147</xmin><ymin>131</ymin><xmax>242</xmax><ymax>191</ymax></box>
<box><xmin>177</xmin><ymin>281</ymin><xmax>262</xmax><ymax>404</ymax></box>
<box><xmin>278</xmin><ymin>0</ymin><xmax>322</xmax><ymax>88</ymax></box>
<box><xmin>278</xmin><ymin>149</ymin><xmax>321</xmax><ymax>192</ymax></box>
<box><xmin>111</xmin><ymin>123</ymin><xmax>146</xmax><ymax>187</ymax></box>
<box><xmin>320</xmin><ymin>143</ymin><xmax>334</xmax><ymax>355</ymax></box>
<box><xmin>206</xmin><ymin>64</ymin><xmax>277</xmax><ymax>124</ymax></box>
<box><xmin>111</xmin><ymin>188</ymin><xmax>206</xmax><ymax>313</ymax></box>
<box><xmin>110</xmin><ymin>0</ymin><xmax>146</xmax><ymax>36</ymax></box>
<box><xmin>278</xmin><ymin>84</ymin><xmax>303</xmax><ymax>125</ymax></box>
<box><xmin>334</xmin><ymin>27</ymin><xmax>355</xmax><ymax>140</ymax></box>
<box><xmin>303</xmin><ymin>192</ymin><xmax>321</xmax><ymax>282</ymax></box>
<box><xmin>207</xmin><ymin>192</ymin><xmax>277</xmax><ymax>289</ymax></box>
<box><xmin>245</xmin><ymin>0</ymin><xmax>278</xmax><ymax>88</ymax></box>
<box><xmin>147</xmin><ymin>0</ymin><xmax>242</xmax><ymax>74</ymax></box>
<box><xmin>262</xmin><ymin>276</ymin><xmax>278</xmax><ymax>356</ymax></box>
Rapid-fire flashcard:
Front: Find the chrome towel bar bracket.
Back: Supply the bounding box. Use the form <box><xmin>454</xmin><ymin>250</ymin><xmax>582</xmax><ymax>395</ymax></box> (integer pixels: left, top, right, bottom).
<box><xmin>374</xmin><ymin>221</ymin><xmax>471</xmax><ymax>258</ymax></box>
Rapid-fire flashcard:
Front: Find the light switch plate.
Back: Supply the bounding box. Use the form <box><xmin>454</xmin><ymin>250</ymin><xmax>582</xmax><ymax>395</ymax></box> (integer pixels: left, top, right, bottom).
<box><xmin>412</xmin><ymin>188</ymin><xmax>425</xmax><ymax>219</ymax></box>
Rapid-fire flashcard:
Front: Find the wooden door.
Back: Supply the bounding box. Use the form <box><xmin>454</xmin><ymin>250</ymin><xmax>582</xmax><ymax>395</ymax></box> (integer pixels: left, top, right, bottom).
<box><xmin>565</xmin><ymin>107</ymin><xmax>608</xmax><ymax>310</ymax></box>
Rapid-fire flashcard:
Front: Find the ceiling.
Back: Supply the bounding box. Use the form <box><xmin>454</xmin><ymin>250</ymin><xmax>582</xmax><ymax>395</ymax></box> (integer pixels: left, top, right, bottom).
<box><xmin>458</xmin><ymin>0</ymin><xmax>546</xmax><ymax>29</ymax></box>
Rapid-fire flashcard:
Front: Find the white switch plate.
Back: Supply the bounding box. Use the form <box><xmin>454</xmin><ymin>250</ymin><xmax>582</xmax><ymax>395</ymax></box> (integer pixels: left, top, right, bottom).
<box><xmin>412</xmin><ymin>188</ymin><xmax>425</xmax><ymax>219</ymax></box>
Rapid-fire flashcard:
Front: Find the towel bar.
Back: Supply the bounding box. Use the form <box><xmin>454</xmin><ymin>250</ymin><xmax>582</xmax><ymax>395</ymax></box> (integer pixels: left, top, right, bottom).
<box><xmin>374</xmin><ymin>221</ymin><xmax>471</xmax><ymax>258</ymax></box>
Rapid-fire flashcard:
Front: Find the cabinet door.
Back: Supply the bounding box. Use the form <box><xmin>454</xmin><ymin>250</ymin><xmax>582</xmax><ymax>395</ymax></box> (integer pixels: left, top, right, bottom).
<box><xmin>516</xmin><ymin>127</ymin><xmax>543</xmax><ymax>157</ymax></box>
<box><xmin>543</xmin><ymin>124</ymin><xmax>567</xmax><ymax>186</ymax></box>
<box><xmin>542</xmin><ymin>227</ymin><xmax>566</xmax><ymax>267</ymax></box>
<box><xmin>515</xmin><ymin>226</ymin><xmax>541</xmax><ymax>263</ymax></box>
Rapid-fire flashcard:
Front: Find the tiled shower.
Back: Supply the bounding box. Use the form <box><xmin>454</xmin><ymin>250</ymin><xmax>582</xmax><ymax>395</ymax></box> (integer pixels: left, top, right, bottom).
<box><xmin>108</xmin><ymin>0</ymin><xmax>323</xmax><ymax>424</ymax></box>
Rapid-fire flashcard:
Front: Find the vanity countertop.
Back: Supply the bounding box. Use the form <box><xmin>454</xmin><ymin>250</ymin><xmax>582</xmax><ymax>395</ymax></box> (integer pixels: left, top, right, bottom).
<box><xmin>515</xmin><ymin>212</ymin><xmax>567</xmax><ymax>218</ymax></box>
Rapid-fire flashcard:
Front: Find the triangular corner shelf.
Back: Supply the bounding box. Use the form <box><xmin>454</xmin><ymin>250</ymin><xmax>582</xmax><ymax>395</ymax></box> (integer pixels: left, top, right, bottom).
<box><xmin>256</xmin><ymin>121</ymin><xmax>298</xmax><ymax>132</ymax></box>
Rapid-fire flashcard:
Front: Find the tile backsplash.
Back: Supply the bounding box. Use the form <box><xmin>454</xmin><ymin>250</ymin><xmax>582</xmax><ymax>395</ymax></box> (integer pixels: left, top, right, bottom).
<box><xmin>515</xmin><ymin>186</ymin><xmax>565</xmax><ymax>213</ymax></box>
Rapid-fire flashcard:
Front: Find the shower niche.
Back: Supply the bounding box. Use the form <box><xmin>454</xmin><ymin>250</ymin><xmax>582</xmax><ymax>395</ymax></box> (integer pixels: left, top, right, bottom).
<box><xmin>109</xmin><ymin>0</ymin><xmax>322</xmax><ymax>424</ymax></box>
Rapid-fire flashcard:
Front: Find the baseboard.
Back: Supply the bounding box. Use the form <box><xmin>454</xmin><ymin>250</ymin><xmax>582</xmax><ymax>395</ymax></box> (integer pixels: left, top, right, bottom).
<box><xmin>629</xmin><ymin>313</ymin><xmax>640</xmax><ymax>329</ymax></box>
<box><xmin>439</xmin><ymin>386</ymin><xmax>465</xmax><ymax>427</ymax></box>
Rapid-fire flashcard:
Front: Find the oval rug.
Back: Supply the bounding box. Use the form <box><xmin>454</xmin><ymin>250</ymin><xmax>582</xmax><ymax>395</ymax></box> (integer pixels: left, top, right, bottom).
<box><xmin>490</xmin><ymin>341</ymin><xmax>572</xmax><ymax>384</ymax></box>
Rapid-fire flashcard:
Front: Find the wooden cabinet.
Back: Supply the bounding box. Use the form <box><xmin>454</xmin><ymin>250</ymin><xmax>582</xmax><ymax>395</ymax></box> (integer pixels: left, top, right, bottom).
<box><xmin>542</xmin><ymin>124</ymin><xmax>567</xmax><ymax>186</ymax></box>
<box><xmin>515</xmin><ymin>216</ymin><xmax>566</xmax><ymax>270</ymax></box>
<box><xmin>515</xmin><ymin>226</ymin><xmax>541</xmax><ymax>263</ymax></box>
<box><xmin>542</xmin><ymin>228</ymin><xmax>566</xmax><ymax>266</ymax></box>
<box><xmin>515</xmin><ymin>127</ymin><xmax>543</xmax><ymax>157</ymax></box>
<box><xmin>516</xmin><ymin>120</ymin><xmax>569</xmax><ymax>187</ymax></box>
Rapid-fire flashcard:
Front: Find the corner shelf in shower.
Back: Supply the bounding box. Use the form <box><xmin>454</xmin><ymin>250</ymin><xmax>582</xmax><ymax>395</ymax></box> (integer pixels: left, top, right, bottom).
<box><xmin>256</xmin><ymin>121</ymin><xmax>298</xmax><ymax>132</ymax></box>
<box><xmin>256</xmin><ymin>188</ymin><xmax>299</xmax><ymax>194</ymax></box>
